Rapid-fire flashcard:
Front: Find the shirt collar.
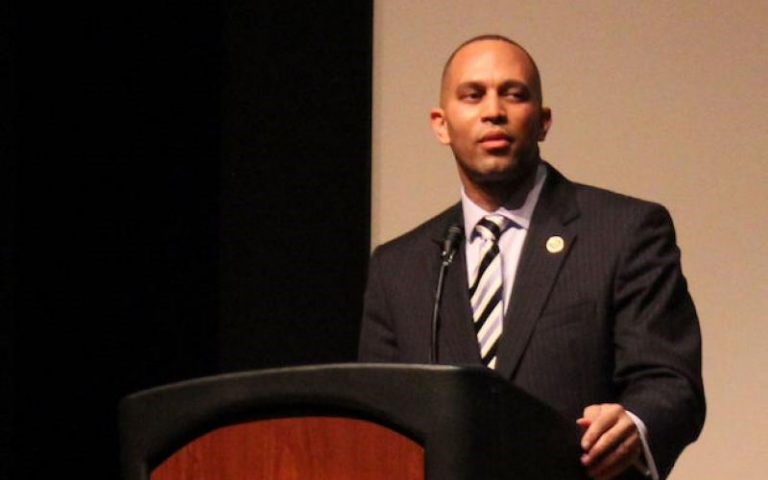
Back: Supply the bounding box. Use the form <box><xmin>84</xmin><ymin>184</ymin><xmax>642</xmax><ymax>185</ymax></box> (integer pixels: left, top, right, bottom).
<box><xmin>461</xmin><ymin>163</ymin><xmax>548</xmax><ymax>240</ymax></box>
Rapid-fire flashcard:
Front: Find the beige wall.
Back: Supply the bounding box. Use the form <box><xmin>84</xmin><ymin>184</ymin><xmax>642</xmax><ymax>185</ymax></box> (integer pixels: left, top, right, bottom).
<box><xmin>372</xmin><ymin>1</ymin><xmax>767</xmax><ymax>478</ymax></box>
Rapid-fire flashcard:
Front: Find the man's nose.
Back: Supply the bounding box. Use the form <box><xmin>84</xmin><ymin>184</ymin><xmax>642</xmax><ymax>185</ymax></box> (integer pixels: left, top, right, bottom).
<box><xmin>480</xmin><ymin>94</ymin><xmax>507</xmax><ymax>123</ymax></box>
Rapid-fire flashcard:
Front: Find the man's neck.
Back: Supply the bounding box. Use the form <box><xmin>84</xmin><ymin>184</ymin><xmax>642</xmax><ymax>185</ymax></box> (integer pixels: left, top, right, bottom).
<box><xmin>462</xmin><ymin>161</ymin><xmax>540</xmax><ymax>212</ymax></box>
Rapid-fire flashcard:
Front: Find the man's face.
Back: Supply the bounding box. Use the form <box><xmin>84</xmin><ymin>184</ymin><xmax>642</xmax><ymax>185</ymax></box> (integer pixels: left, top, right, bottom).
<box><xmin>430</xmin><ymin>40</ymin><xmax>551</xmax><ymax>190</ymax></box>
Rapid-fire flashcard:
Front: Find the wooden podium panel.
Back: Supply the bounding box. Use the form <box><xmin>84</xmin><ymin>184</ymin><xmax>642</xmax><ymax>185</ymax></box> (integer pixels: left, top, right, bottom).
<box><xmin>151</xmin><ymin>417</ymin><xmax>424</xmax><ymax>480</ymax></box>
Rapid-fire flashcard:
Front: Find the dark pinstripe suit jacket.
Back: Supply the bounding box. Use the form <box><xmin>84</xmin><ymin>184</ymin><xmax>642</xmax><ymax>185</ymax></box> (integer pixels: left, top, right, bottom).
<box><xmin>358</xmin><ymin>163</ymin><xmax>705</xmax><ymax>479</ymax></box>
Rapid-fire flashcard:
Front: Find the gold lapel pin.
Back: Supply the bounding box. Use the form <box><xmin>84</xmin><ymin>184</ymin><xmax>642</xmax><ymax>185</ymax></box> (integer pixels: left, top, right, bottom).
<box><xmin>546</xmin><ymin>236</ymin><xmax>565</xmax><ymax>254</ymax></box>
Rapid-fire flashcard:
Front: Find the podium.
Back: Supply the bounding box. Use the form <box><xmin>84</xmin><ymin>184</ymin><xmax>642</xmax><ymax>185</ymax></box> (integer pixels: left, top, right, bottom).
<box><xmin>119</xmin><ymin>364</ymin><xmax>586</xmax><ymax>479</ymax></box>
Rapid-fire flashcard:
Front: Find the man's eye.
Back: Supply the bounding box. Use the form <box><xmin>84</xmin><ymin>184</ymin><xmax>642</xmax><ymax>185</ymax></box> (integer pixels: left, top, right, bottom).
<box><xmin>505</xmin><ymin>90</ymin><xmax>528</xmax><ymax>101</ymax></box>
<box><xmin>462</xmin><ymin>91</ymin><xmax>482</xmax><ymax>101</ymax></box>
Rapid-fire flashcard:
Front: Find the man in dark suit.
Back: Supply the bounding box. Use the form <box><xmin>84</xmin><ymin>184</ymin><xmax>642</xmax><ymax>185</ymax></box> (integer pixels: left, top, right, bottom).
<box><xmin>358</xmin><ymin>35</ymin><xmax>704</xmax><ymax>480</ymax></box>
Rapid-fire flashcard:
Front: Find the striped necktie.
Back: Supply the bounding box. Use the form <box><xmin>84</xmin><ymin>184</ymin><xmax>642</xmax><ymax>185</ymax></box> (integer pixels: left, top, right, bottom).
<box><xmin>469</xmin><ymin>214</ymin><xmax>509</xmax><ymax>369</ymax></box>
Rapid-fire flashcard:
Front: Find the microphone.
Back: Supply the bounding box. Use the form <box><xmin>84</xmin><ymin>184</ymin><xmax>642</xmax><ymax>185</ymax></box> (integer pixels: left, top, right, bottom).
<box><xmin>431</xmin><ymin>224</ymin><xmax>464</xmax><ymax>364</ymax></box>
<box><xmin>441</xmin><ymin>224</ymin><xmax>463</xmax><ymax>265</ymax></box>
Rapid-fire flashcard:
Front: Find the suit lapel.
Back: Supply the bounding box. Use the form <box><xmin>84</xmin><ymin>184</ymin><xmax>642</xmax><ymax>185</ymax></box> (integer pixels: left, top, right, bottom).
<box><xmin>495</xmin><ymin>165</ymin><xmax>580</xmax><ymax>378</ymax></box>
<box><xmin>428</xmin><ymin>206</ymin><xmax>481</xmax><ymax>364</ymax></box>
<box><xmin>438</xmin><ymin>244</ymin><xmax>482</xmax><ymax>363</ymax></box>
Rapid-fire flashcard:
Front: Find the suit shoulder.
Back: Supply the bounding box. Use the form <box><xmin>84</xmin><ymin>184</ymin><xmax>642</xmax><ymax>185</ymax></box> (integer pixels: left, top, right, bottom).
<box><xmin>372</xmin><ymin>203</ymin><xmax>460</xmax><ymax>259</ymax></box>
<box><xmin>543</xmin><ymin>163</ymin><xmax>673</xmax><ymax>226</ymax></box>
<box><xmin>572</xmin><ymin>181</ymin><xmax>671</xmax><ymax>219</ymax></box>
<box><xmin>566</xmin><ymin>181</ymin><xmax>679</xmax><ymax>250</ymax></box>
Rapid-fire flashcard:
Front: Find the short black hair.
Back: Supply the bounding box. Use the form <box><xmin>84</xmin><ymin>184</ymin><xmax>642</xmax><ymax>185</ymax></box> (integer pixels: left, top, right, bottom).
<box><xmin>440</xmin><ymin>34</ymin><xmax>544</xmax><ymax>104</ymax></box>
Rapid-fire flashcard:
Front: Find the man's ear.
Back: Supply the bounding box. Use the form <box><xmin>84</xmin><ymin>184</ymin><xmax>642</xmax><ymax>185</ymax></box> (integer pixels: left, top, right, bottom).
<box><xmin>430</xmin><ymin>108</ymin><xmax>451</xmax><ymax>145</ymax></box>
<box><xmin>538</xmin><ymin>107</ymin><xmax>552</xmax><ymax>141</ymax></box>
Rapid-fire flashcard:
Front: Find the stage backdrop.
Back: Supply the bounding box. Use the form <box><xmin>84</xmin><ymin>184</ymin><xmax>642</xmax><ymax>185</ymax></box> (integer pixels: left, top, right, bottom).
<box><xmin>372</xmin><ymin>2</ymin><xmax>768</xmax><ymax>480</ymax></box>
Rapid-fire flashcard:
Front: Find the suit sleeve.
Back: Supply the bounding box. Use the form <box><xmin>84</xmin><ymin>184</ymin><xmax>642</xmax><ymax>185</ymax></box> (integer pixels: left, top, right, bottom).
<box><xmin>612</xmin><ymin>204</ymin><xmax>705</xmax><ymax>479</ymax></box>
<box><xmin>357</xmin><ymin>247</ymin><xmax>399</xmax><ymax>362</ymax></box>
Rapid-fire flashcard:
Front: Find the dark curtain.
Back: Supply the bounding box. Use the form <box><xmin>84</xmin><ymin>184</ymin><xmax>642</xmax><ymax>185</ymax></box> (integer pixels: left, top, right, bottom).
<box><xmin>6</xmin><ymin>1</ymin><xmax>372</xmax><ymax>477</ymax></box>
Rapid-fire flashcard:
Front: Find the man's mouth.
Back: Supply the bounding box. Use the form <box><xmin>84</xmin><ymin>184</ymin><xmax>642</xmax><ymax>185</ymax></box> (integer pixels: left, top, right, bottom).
<box><xmin>479</xmin><ymin>132</ymin><xmax>512</xmax><ymax>150</ymax></box>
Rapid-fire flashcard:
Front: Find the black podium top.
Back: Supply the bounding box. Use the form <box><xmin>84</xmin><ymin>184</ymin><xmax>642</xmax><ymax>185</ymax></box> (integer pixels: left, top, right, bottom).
<box><xmin>119</xmin><ymin>363</ymin><xmax>586</xmax><ymax>480</ymax></box>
